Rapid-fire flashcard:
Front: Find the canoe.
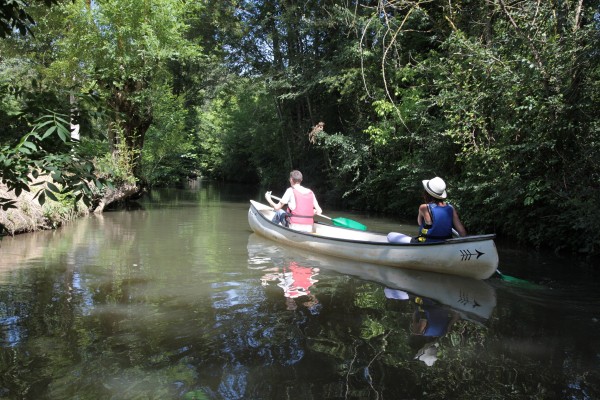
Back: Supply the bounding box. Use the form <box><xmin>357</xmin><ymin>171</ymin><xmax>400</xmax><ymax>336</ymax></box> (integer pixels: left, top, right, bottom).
<box><xmin>247</xmin><ymin>200</ymin><xmax>499</xmax><ymax>280</ymax></box>
<box><xmin>247</xmin><ymin>233</ymin><xmax>496</xmax><ymax>322</ymax></box>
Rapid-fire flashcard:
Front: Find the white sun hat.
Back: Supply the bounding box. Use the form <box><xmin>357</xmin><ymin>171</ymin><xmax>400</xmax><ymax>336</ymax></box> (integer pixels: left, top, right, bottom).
<box><xmin>422</xmin><ymin>177</ymin><xmax>447</xmax><ymax>199</ymax></box>
<box><xmin>414</xmin><ymin>342</ymin><xmax>439</xmax><ymax>366</ymax></box>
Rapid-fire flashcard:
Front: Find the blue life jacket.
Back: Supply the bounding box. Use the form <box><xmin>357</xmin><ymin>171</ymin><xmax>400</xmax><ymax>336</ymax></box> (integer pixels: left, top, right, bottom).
<box><xmin>421</xmin><ymin>306</ymin><xmax>453</xmax><ymax>337</ymax></box>
<box><xmin>418</xmin><ymin>203</ymin><xmax>454</xmax><ymax>242</ymax></box>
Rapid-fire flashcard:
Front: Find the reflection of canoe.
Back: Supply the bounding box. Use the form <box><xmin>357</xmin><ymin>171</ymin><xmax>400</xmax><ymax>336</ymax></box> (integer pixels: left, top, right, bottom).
<box><xmin>247</xmin><ymin>234</ymin><xmax>496</xmax><ymax>321</ymax></box>
<box><xmin>248</xmin><ymin>200</ymin><xmax>499</xmax><ymax>280</ymax></box>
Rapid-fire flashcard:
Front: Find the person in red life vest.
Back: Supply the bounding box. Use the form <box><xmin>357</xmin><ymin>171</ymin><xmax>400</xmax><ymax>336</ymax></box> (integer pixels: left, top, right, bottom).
<box><xmin>265</xmin><ymin>170</ymin><xmax>322</xmax><ymax>232</ymax></box>
<box><xmin>387</xmin><ymin>176</ymin><xmax>467</xmax><ymax>243</ymax></box>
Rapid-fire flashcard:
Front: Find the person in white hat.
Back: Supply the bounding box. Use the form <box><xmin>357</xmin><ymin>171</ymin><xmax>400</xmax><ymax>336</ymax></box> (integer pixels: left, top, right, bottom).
<box><xmin>387</xmin><ymin>176</ymin><xmax>466</xmax><ymax>243</ymax></box>
<box><xmin>416</xmin><ymin>176</ymin><xmax>466</xmax><ymax>242</ymax></box>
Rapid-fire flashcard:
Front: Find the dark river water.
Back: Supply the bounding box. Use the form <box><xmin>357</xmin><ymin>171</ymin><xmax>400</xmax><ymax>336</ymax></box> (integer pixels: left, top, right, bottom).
<box><xmin>1</xmin><ymin>181</ymin><xmax>599</xmax><ymax>400</ymax></box>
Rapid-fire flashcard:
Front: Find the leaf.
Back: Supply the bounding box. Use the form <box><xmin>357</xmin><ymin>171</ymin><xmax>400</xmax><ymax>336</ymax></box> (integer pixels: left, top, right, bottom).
<box><xmin>57</xmin><ymin>125</ymin><xmax>70</xmax><ymax>142</ymax></box>
<box><xmin>45</xmin><ymin>189</ymin><xmax>59</xmax><ymax>202</ymax></box>
<box><xmin>35</xmin><ymin>119</ymin><xmax>56</xmax><ymax>129</ymax></box>
<box><xmin>38</xmin><ymin>191</ymin><xmax>46</xmax><ymax>206</ymax></box>
<box><xmin>57</xmin><ymin>126</ymin><xmax>68</xmax><ymax>141</ymax></box>
<box><xmin>21</xmin><ymin>141</ymin><xmax>38</xmax><ymax>151</ymax></box>
<box><xmin>54</xmin><ymin>115</ymin><xmax>70</xmax><ymax>125</ymax></box>
<box><xmin>42</xmin><ymin>125</ymin><xmax>57</xmax><ymax>139</ymax></box>
<box><xmin>46</xmin><ymin>182</ymin><xmax>61</xmax><ymax>193</ymax></box>
<box><xmin>1</xmin><ymin>200</ymin><xmax>17</xmax><ymax>210</ymax></box>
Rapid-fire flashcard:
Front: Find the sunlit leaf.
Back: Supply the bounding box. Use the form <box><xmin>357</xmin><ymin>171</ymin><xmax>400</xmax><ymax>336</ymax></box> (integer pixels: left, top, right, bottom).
<box><xmin>21</xmin><ymin>141</ymin><xmax>38</xmax><ymax>151</ymax></box>
<box><xmin>56</xmin><ymin>126</ymin><xmax>68</xmax><ymax>141</ymax></box>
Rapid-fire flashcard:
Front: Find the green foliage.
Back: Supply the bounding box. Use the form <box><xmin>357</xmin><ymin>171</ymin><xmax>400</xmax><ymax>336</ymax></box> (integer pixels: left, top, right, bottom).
<box><xmin>311</xmin><ymin>0</ymin><xmax>600</xmax><ymax>254</ymax></box>
<box><xmin>195</xmin><ymin>77</ymin><xmax>284</xmax><ymax>185</ymax></box>
<box><xmin>141</xmin><ymin>88</ymin><xmax>195</xmax><ymax>186</ymax></box>
<box><xmin>1</xmin><ymin>0</ymin><xmax>599</xmax><ymax>255</ymax></box>
<box><xmin>0</xmin><ymin>0</ymin><xmax>59</xmax><ymax>38</ymax></box>
<box><xmin>39</xmin><ymin>0</ymin><xmax>201</xmax><ymax>178</ymax></box>
<box><xmin>423</xmin><ymin>7</ymin><xmax>600</xmax><ymax>251</ymax></box>
<box><xmin>95</xmin><ymin>150</ymin><xmax>136</xmax><ymax>186</ymax></box>
<box><xmin>0</xmin><ymin>113</ymin><xmax>106</xmax><ymax>234</ymax></box>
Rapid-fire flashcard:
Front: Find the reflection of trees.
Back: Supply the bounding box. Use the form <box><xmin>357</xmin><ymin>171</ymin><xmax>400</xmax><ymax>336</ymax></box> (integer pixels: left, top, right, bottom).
<box><xmin>4</xmin><ymin>261</ymin><xmax>592</xmax><ymax>399</ymax></box>
<box><xmin>297</xmin><ymin>275</ymin><xmax>595</xmax><ymax>400</ymax></box>
<box><xmin>0</xmin><ymin>264</ymin><xmax>596</xmax><ymax>399</ymax></box>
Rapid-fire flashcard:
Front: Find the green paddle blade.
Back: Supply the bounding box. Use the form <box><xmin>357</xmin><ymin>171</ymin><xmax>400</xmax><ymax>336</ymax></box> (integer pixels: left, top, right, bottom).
<box><xmin>332</xmin><ymin>217</ymin><xmax>367</xmax><ymax>231</ymax></box>
<box><xmin>496</xmin><ymin>270</ymin><xmax>541</xmax><ymax>288</ymax></box>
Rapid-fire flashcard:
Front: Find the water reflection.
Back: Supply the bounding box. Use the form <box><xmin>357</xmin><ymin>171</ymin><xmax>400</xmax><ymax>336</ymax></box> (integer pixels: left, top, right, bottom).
<box><xmin>247</xmin><ymin>233</ymin><xmax>496</xmax><ymax>320</ymax></box>
<box><xmin>260</xmin><ymin>262</ymin><xmax>320</xmax><ymax>311</ymax></box>
<box><xmin>2</xmin><ymin>186</ymin><xmax>596</xmax><ymax>398</ymax></box>
<box><xmin>247</xmin><ymin>233</ymin><xmax>497</xmax><ymax>368</ymax></box>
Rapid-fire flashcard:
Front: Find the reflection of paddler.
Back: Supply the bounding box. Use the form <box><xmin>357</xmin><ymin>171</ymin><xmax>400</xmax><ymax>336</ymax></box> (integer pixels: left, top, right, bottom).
<box><xmin>284</xmin><ymin>262</ymin><xmax>318</xmax><ymax>298</ymax></box>
<box><xmin>261</xmin><ymin>261</ymin><xmax>320</xmax><ymax>311</ymax></box>
<box><xmin>384</xmin><ymin>288</ymin><xmax>410</xmax><ymax>300</ymax></box>
<box><xmin>408</xmin><ymin>296</ymin><xmax>460</xmax><ymax>367</ymax></box>
<box><xmin>410</xmin><ymin>297</ymin><xmax>459</xmax><ymax>337</ymax></box>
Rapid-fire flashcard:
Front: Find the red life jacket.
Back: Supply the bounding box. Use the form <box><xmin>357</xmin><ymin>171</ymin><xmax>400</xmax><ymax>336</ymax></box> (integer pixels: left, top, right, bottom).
<box><xmin>289</xmin><ymin>188</ymin><xmax>315</xmax><ymax>225</ymax></box>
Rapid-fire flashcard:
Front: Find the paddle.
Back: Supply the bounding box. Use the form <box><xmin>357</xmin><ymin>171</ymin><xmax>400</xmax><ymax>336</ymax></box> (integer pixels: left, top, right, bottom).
<box><xmin>268</xmin><ymin>194</ymin><xmax>367</xmax><ymax>231</ymax></box>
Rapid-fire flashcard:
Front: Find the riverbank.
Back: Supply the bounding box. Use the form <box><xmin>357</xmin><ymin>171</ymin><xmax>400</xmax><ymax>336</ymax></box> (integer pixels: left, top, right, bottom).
<box><xmin>0</xmin><ymin>178</ymin><xmax>89</xmax><ymax>236</ymax></box>
<box><xmin>0</xmin><ymin>177</ymin><xmax>139</xmax><ymax>236</ymax></box>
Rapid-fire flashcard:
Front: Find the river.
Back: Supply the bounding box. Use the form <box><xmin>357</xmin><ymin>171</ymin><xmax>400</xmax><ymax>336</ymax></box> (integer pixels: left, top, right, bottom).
<box><xmin>0</xmin><ymin>181</ymin><xmax>598</xmax><ymax>399</ymax></box>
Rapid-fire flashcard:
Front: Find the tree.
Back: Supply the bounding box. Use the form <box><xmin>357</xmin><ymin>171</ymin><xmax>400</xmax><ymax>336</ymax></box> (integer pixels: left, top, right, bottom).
<box><xmin>52</xmin><ymin>0</ymin><xmax>200</xmax><ymax>181</ymax></box>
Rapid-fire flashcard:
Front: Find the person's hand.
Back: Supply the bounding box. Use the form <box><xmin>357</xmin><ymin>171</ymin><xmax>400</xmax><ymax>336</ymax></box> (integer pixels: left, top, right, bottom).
<box><xmin>265</xmin><ymin>191</ymin><xmax>272</xmax><ymax>202</ymax></box>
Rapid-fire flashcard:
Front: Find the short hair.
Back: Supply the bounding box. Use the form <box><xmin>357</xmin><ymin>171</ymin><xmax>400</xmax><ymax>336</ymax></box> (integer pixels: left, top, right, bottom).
<box><xmin>423</xmin><ymin>191</ymin><xmax>445</xmax><ymax>205</ymax></box>
<box><xmin>289</xmin><ymin>170</ymin><xmax>303</xmax><ymax>183</ymax></box>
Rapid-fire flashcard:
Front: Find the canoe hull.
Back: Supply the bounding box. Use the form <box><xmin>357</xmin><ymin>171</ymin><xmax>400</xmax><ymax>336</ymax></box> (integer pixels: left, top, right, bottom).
<box><xmin>248</xmin><ymin>200</ymin><xmax>499</xmax><ymax>280</ymax></box>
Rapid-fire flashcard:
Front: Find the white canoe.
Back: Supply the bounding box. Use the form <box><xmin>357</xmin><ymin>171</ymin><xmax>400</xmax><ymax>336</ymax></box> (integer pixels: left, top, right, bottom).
<box><xmin>248</xmin><ymin>200</ymin><xmax>499</xmax><ymax>280</ymax></box>
<box><xmin>247</xmin><ymin>233</ymin><xmax>496</xmax><ymax>321</ymax></box>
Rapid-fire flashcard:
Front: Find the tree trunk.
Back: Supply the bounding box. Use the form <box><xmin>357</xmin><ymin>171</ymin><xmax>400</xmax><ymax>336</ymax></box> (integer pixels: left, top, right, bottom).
<box><xmin>93</xmin><ymin>183</ymin><xmax>140</xmax><ymax>213</ymax></box>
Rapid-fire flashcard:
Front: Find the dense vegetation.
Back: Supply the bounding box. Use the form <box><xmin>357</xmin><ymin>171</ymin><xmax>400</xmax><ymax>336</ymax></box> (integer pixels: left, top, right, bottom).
<box><xmin>1</xmin><ymin>0</ymin><xmax>599</xmax><ymax>255</ymax></box>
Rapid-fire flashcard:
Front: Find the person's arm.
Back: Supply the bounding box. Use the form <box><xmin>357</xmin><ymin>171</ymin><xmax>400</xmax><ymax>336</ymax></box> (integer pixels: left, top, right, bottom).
<box><xmin>452</xmin><ymin>208</ymin><xmax>467</xmax><ymax>237</ymax></box>
<box><xmin>265</xmin><ymin>191</ymin><xmax>285</xmax><ymax>210</ymax></box>
<box><xmin>446</xmin><ymin>311</ymin><xmax>460</xmax><ymax>331</ymax></box>
<box><xmin>313</xmin><ymin>196</ymin><xmax>322</xmax><ymax>215</ymax></box>
<box><xmin>417</xmin><ymin>204</ymin><xmax>431</xmax><ymax>226</ymax></box>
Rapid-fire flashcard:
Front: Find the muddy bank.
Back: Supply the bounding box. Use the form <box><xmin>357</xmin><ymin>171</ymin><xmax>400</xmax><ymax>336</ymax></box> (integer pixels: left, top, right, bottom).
<box><xmin>0</xmin><ymin>178</ymin><xmax>137</xmax><ymax>236</ymax></box>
